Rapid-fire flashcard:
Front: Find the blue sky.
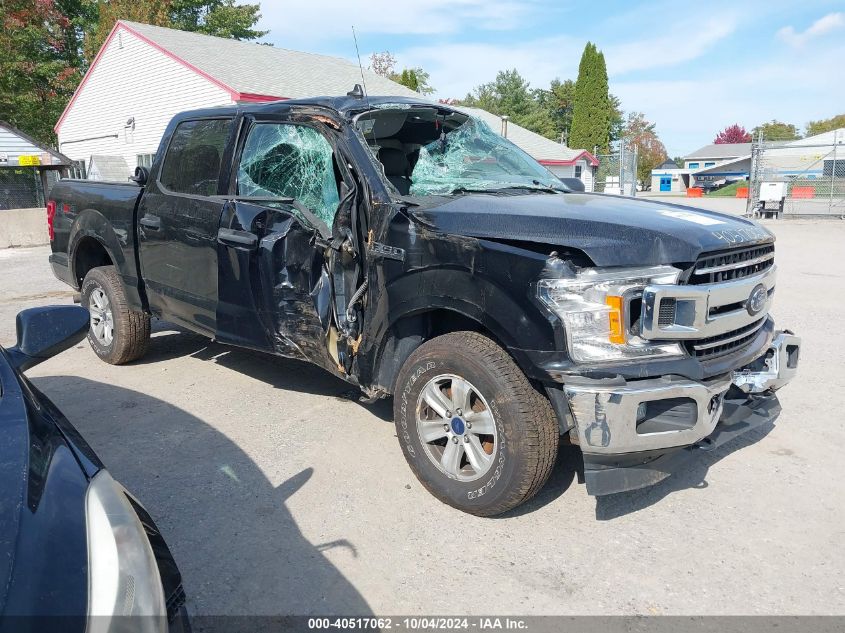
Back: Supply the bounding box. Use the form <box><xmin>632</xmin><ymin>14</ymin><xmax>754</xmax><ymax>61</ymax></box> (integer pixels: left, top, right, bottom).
<box><xmin>255</xmin><ymin>0</ymin><xmax>845</xmax><ymax>155</ymax></box>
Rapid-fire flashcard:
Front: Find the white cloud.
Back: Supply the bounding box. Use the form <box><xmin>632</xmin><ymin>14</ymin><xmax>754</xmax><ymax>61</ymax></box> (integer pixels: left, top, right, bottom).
<box><xmin>777</xmin><ymin>12</ymin><xmax>845</xmax><ymax>48</ymax></box>
<box><xmin>398</xmin><ymin>37</ymin><xmax>583</xmax><ymax>98</ymax></box>
<box><xmin>615</xmin><ymin>43</ymin><xmax>845</xmax><ymax>155</ymax></box>
<box><xmin>259</xmin><ymin>0</ymin><xmax>533</xmax><ymax>41</ymax></box>
<box><xmin>604</xmin><ymin>15</ymin><xmax>739</xmax><ymax>75</ymax></box>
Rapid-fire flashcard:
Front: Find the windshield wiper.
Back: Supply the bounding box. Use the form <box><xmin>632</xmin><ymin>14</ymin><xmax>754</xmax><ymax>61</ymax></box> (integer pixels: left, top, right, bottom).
<box><xmin>449</xmin><ymin>184</ymin><xmax>563</xmax><ymax>196</ymax></box>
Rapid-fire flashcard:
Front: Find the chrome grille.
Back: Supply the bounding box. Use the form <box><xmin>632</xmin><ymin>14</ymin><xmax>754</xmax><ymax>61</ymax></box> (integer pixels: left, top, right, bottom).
<box><xmin>685</xmin><ymin>317</ymin><xmax>767</xmax><ymax>360</ymax></box>
<box><xmin>657</xmin><ymin>298</ymin><xmax>676</xmax><ymax>326</ymax></box>
<box><xmin>690</xmin><ymin>244</ymin><xmax>775</xmax><ymax>285</ymax></box>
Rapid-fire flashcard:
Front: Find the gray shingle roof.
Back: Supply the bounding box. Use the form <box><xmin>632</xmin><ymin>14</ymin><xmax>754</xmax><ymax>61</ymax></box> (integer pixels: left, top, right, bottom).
<box><xmin>88</xmin><ymin>155</ymin><xmax>130</xmax><ymax>181</ymax></box>
<box><xmin>457</xmin><ymin>106</ymin><xmax>594</xmax><ymax>163</ymax></box>
<box><xmin>685</xmin><ymin>143</ymin><xmax>752</xmax><ymax>160</ymax></box>
<box><xmin>122</xmin><ymin>21</ymin><xmax>420</xmax><ymax>100</ymax></box>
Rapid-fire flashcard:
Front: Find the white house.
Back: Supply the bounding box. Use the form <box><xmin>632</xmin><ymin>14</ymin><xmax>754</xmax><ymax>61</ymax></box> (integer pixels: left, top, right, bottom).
<box><xmin>650</xmin><ymin>142</ymin><xmax>751</xmax><ymax>193</ymax></box>
<box><xmin>55</xmin><ymin>20</ymin><xmax>598</xmax><ymax>190</ymax></box>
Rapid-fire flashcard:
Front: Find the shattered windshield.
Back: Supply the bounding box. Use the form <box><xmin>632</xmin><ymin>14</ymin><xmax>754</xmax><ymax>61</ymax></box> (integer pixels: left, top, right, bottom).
<box><xmin>237</xmin><ymin>123</ymin><xmax>340</xmax><ymax>225</ymax></box>
<box><xmin>356</xmin><ymin>107</ymin><xmax>563</xmax><ymax>197</ymax></box>
<box><xmin>410</xmin><ymin>117</ymin><xmax>560</xmax><ymax>195</ymax></box>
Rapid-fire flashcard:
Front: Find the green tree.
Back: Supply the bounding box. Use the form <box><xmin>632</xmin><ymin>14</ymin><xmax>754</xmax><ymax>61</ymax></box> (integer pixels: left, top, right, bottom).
<box><xmin>392</xmin><ymin>67</ymin><xmax>435</xmax><ymax>95</ymax></box>
<box><xmin>84</xmin><ymin>0</ymin><xmax>171</xmax><ymax>62</ymax></box>
<box><xmin>85</xmin><ymin>0</ymin><xmax>266</xmax><ymax>62</ymax></box>
<box><xmin>170</xmin><ymin>0</ymin><xmax>266</xmax><ymax>39</ymax></box>
<box><xmin>752</xmin><ymin>120</ymin><xmax>801</xmax><ymax>141</ymax></box>
<box><xmin>534</xmin><ymin>78</ymin><xmax>575</xmax><ymax>143</ymax></box>
<box><xmin>624</xmin><ymin>112</ymin><xmax>668</xmax><ymax>189</ymax></box>
<box><xmin>459</xmin><ymin>69</ymin><xmax>555</xmax><ymax>138</ymax></box>
<box><xmin>0</xmin><ymin>0</ymin><xmax>82</xmax><ymax>144</ymax></box>
<box><xmin>569</xmin><ymin>42</ymin><xmax>612</xmax><ymax>153</ymax></box>
<box><xmin>806</xmin><ymin>113</ymin><xmax>845</xmax><ymax>137</ymax></box>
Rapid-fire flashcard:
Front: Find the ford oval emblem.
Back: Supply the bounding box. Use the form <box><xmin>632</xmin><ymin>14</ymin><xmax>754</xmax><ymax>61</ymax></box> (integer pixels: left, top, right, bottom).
<box><xmin>747</xmin><ymin>283</ymin><xmax>768</xmax><ymax>316</ymax></box>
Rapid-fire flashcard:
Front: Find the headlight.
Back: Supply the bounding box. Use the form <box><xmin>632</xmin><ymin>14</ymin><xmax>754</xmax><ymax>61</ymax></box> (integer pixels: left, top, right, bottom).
<box><xmin>537</xmin><ymin>266</ymin><xmax>685</xmax><ymax>363</ymax></box>
<box><xmin>85</xmin><ymin>470</ymin><xmax>166</xmax><ymax>633</ymax></box>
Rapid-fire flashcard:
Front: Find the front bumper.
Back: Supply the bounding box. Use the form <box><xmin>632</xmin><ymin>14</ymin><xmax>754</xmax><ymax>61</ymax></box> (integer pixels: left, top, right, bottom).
<box><xmin>562</xmin><ymin>330</ymin><xmax>801</xmax><ymax>496</ymax></box>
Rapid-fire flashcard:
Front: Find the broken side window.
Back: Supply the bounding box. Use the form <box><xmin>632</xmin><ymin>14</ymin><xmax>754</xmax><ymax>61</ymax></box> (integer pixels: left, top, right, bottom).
<box><xmin>237</xmin><ymin>123</ymin><xmax>341</xmax><ymax>225</ymax></box>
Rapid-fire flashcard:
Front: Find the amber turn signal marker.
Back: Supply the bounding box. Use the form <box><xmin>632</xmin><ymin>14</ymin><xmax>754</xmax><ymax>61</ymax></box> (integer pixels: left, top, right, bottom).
<box><xmin>606</xmin><ymin>296</ymin><xmax>625</xmax><ymax>344</ymax></box>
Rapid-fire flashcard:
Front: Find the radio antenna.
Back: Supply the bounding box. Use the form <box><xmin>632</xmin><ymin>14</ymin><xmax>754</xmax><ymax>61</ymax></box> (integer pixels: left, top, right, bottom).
<box><xmin>351</xmin><ymin>26</ymin><xmax>371</xmax><ymax>110</ymax></box>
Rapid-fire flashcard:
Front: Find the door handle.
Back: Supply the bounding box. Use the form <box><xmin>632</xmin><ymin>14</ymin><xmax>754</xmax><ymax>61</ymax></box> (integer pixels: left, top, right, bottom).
<box><xmin>140</xmin><ymin>215</ymin><xmax>161</xmax><ymax>230</ymax></box>
<box><xmin>218</xmin><ymin>227</ymin><xmax>258</xmax><ymax>249</ymax></box>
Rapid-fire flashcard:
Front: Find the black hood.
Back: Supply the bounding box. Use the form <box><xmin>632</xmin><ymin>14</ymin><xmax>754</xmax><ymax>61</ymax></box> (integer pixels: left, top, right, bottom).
<box><xmin>0</xmin><ymin>352</ymin><xmax>92</xmax><ymax>621</ymax></box>
<box><xmin>413</xmin><ymin>192</ymin><xmax>774</xmax><ymax>266</ymax></box>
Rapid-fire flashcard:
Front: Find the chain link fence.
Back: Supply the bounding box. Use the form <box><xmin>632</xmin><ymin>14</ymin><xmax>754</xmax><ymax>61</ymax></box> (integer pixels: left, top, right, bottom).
<box><xmin>0</xmin><ymin>168</ymin><xmax>59</xmax><ymax>210</ymax></box>
<box><xmin>747</xmin><ymin>130</ymin><xmax>845</xmax><ymax>217</ymax></box>
<box><xmin>594</xmin><ymin>139</ymin><xmax>638</xmax><ymax>196</ymax></box>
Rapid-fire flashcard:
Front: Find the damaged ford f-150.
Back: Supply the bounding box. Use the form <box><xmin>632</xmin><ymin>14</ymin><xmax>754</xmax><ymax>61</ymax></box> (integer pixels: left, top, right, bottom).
<box><xmin>47</xmin><ymin>93</ymin><xmax>801</xmax><ymax>515</ymax></box>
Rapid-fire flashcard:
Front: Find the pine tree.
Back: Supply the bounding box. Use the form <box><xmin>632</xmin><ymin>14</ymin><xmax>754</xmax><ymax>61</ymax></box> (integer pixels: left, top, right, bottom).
<box><xmin>569</xmin><ymin>42</ymin><xmax>611</xmax><ymax>153</ymax></box>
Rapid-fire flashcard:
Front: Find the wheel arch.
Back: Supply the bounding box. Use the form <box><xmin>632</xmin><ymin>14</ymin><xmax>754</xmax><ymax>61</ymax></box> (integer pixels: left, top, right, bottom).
<box><xmin>371</xmin><ymin>302</ymin><xmax>535</xmax><ymax>396</ymax></box>
<box><xmin>68</xmin><ymin>209</ymin><xmax>122</xmax><ymax>288</ymax></box>
<box><xmin>71</xmin><ymin>235</ymin><xmax>114</xmax><ymax>288</ymax></box>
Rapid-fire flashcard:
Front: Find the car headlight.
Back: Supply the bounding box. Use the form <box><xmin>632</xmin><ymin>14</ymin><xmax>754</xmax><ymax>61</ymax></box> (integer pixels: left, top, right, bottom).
<box><xmin>537</xmin><ymin>265</ymin><xmax>685</xmax><ymax>363</ymax></box>
<box><xmin>85</xmin><ymin>470</ymin><xmax>166</xmax><ymax>633</ymax></box>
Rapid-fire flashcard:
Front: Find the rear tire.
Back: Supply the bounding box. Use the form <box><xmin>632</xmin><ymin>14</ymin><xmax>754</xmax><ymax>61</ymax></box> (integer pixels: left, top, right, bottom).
<box><xmin>393</xmin><ymin>331</ymin><xmax>558</xmax><ymax>516</ymax></box>
<box><xmin>81</xmin><ymin>266</ymin><xmax>150</xmax><ymax>365</ymax></box>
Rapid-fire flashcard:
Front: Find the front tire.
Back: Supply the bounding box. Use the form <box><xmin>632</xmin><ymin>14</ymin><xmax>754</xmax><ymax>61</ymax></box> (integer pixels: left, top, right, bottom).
<box><xmin>393</xmin><ymin>332</ymin><xmax>559</xmax><ymax>516</ymax></box>
<box><xmin>81</xmin><ymin>266</ymin><xmax>151</xmax><ymax>364</ymax></box>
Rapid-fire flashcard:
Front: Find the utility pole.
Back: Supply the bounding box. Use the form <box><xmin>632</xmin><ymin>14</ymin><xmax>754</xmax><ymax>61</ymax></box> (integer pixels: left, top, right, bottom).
<box><xmin>830</xmin><ymin>130</ymin><xmax>838</xmax><ymax>217</ymax></box>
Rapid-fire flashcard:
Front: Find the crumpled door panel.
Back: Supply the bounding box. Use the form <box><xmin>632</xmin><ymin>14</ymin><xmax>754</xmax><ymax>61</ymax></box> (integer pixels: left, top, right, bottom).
<box><xmin>256</xmin><ymin>215</ymin><xmax>336</xmax><ymax>373</ymax></box>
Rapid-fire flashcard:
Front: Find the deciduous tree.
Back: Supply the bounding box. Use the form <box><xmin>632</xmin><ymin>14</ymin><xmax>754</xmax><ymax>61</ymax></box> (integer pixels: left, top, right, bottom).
<box><xmin>0</xmin><ymin>0</ymin><xmax>82</xmax><ymax>144</ymax></box>
<box><xmin>624</xmin><ymin>112</ymin><xmax>668</xmax><ymax>189</ymax></box>
<box><xmin>394</xmin><ymin>68</ymin><xmax>434</xmax><ymax>95</ymax></box>
<box><xmin>714</xmin><ymin>124</ymin><xmax>752</xmax><ymax>144</ymax></box>
<box><xmin>369</xmin><ymin>51</ymin><xmax>397</xmax><ymax>78</ymax></box>
<box><xmin>170</xmin><ymin>0</ymin><xmax>266</xmax><ymax>39</ymax></box>
<box><xmin>806</xmin><ymin>113</ymin><xmax>845</xmax><ymax>137</ymax></box>
<box><xmin>459</xmin><ymin>69</ymin><xmax>556</xmax><ymax>138</ymax></box>
<box><xmin>751</xmin><ymin>120</ymin><xmax>800</xmax><ymax>141</ymax></box>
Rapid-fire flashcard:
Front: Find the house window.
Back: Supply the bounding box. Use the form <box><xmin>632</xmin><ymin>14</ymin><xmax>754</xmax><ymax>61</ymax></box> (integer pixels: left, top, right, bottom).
<box><xmin>574</xmin><ymin>165</ymin><xmax>583</xmax><ymax>179</ymax></box>
<box><xmin>688</xmin><ymin>162</ymin><xmax>700</xmax><ymax>169</ymax></box>
<box><xmin>136</xmin><ymin>153</ymin><xmax>155</xmax><ymax>169</ymax></box>
<box><xmin>704</xmin><ymin>161</ymin><xmax>715</xmax><ymax>167</ymax></box>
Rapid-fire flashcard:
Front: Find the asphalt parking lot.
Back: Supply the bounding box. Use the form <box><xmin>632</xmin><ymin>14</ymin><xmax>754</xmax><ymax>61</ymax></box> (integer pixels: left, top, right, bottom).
<box><xmin>1</xmin><ymin>217</ymin><xmax>844</xmax><ymax>618</ymax></box>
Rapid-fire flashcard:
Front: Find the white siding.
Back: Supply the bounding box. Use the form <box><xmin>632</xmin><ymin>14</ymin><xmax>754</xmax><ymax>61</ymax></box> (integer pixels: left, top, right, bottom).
<box><xmin>57</xmin><ymin>26</ymin><xmax>234</xmax><ymax>179</ymax></box>
<box><xmin>547</xmin><ymin>160</ymin><xmax>594</xmax><ymax>192</ymax></box>
<box><xmin>580</xmin><ymin>160</ymin><xmax>595</xmax><ymax>192</ymax></box>
<box><xmin>547</xmin><ymin>165</ymin><xmax>575</xmax><ymax>179</ymax></box>
<box><xmin>0</xmin><ymin>128</ymin><xmax>60</xmax><ymax>166</ymax></box>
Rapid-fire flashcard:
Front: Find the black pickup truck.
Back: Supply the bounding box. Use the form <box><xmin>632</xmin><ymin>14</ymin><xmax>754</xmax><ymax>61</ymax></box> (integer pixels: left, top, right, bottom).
<box><xmin>48</xmin><ymin>93</ymin><xmax>801</xmax><ymax>515</ymax></box>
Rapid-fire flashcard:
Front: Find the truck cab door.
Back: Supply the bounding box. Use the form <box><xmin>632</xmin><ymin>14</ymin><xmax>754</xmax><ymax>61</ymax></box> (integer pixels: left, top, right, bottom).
<box><xmin>215</xmin><ymin>115</ymin><xmax>361</xmax><ymax>372</ymax></box>
<box><xmin>137</xmin><ymin>117</ymin><xmax>235</xmax><ymax>336</ymax></box>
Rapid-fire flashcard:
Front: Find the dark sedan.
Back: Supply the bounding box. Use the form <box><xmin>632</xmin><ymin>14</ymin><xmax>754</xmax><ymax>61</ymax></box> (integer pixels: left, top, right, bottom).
<box><xmin>0</xmin><ymin>306</ymin><xmax>189</xmax><ymax>632</ymax></box>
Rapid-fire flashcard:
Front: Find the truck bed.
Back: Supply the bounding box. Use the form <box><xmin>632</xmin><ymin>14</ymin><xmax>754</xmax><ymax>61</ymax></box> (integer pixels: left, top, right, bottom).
<box><xmin>48</xmin><ymin>178</ymin><xmax>145</xmax><ymax>308</ymax></box>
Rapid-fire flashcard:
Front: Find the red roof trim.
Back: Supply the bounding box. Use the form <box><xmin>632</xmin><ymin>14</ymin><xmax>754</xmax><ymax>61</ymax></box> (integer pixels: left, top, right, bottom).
<box><xmin>120</xmin><ymin>21</ymin><xmax>241</xmax><ymax>98</ymax></box>
<box><xmin>55</xmin><ymin>21</ymin><xmax>285</xmax><ymax>133</ymax></box>
<box><xmin>236</xmin><ymin>93</ymin><xmax>288</xmax><ymax>103</ymax></box>
<box><xmin>539</xmin><ymin>151</ymin><xmax>599</xmax><ymax>168</ymax></box>
<box><xmin>54</xmin><ymin>22</ymin><xmax>123</xmax><ymax>133</ymax></box>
